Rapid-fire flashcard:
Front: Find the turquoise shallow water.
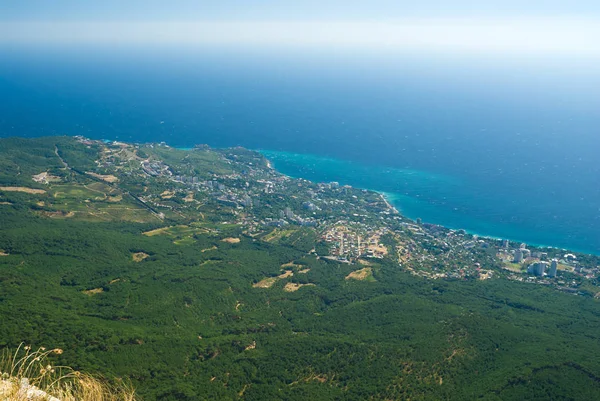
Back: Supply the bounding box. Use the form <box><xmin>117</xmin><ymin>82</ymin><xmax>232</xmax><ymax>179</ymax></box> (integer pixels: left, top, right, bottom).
<box><xmin>260</xmin><ymin>150</ymin><xmax>598</xmax><ymax>255</ymax></box>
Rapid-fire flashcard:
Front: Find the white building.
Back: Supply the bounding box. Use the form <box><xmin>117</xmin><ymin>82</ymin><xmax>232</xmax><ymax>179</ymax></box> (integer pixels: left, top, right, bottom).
<box><xmin>548</xmin><ymin>259</ymin><xmax>558</xmax><ymax>278</ymax></box>
<box><xmin>514</xmin><ymin>249</ymin><xmax>524</xmax><ymax>263</ymax></box>
<box><xmin>528</xmin><ymin>261</ymin><xmax>550</xmax><ymax>277</ymax></box>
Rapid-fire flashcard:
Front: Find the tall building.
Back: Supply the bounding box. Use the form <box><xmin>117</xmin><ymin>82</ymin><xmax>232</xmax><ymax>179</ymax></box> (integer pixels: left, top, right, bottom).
<box><xmin>514</xmin><ymin>249</ymin><xmax>524</xmax><ymax>263</ymax></box>
<box><xmin>284</xmin><ymin>207</ymin><xmax>294</xmax><ymax>219</ymax></box>
<box><xmin>548</xmin><ymin>259</ymin><xmax>558</xmax><ymax>278</ymax></box>
<box><xmin>537</xmin><ymin>262</ymin><xmax>548</xmax><ymax>277</ymax></box>
<box><xmin>527</xmin><ymin>261</ymin><xmax>549</xmax><ymax>277</ymax></box>
<box><xmin>241</xmin><ymin>195</ymin><xmax>252</xmax><ymax>208</ymax></box>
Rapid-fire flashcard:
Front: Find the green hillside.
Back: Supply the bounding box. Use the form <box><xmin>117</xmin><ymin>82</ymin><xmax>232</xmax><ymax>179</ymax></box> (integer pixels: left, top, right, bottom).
<box><xmin>1</xmin><ymin>137</ymin><xmax>600</xmax><ymax>400</ymax></box>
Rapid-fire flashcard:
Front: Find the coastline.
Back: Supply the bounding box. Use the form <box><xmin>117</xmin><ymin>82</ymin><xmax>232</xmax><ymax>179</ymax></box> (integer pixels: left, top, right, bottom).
<box><xmin>85</xmin><ymin>141</ymin><xmax>600</xmax><ymax>257</ymax></box>
<box><xmin>257</xmin><ymin>150</ymin><xmax>598</xmax><ymax>256</ymax></box>
<box><xmin>376</xmin><ymin>191</ymin><xmax>593</xmax><ymax>255</ymax></box>
<box><xmin>378</xmin><ymin>192</ymin><xmax>400</xmax><ymax>215</ymax></box>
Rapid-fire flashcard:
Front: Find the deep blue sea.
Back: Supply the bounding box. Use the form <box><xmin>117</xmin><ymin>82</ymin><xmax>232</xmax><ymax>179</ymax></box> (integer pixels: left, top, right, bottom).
<box><xmin>1</xmin><ymin>46</ymin><xmax>599</xmax><ymax>254</ymax></box>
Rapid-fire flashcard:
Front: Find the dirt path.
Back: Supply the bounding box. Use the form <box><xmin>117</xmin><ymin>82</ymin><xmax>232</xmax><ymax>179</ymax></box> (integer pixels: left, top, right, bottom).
<box><xmin>55</xmin><ymin>145</ymin><xmax>69</xmax><ymax>168</ymax></box>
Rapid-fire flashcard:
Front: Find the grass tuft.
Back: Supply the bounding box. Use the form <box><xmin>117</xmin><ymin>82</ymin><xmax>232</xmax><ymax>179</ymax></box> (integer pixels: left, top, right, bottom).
<box><xmin>0</xmin><ymin>344</ymin><xmax>138</xmax><ymax>401</ymax></box>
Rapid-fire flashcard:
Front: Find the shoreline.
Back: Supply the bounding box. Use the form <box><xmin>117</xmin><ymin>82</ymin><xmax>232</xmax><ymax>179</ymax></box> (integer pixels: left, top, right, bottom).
<box><xmin>253</xmin><ymin>148</ymin><xmax>598</xmax><ymax>257</ymax></box>
<box><xmin>376</xmin><ymin>191</ymin><xmax>596</xmax><ymax>256</ymax></box>
<box><xmin>87</xmin><ymin>140</ymin><xmax>600</xmax><ymax>257</ymax></box>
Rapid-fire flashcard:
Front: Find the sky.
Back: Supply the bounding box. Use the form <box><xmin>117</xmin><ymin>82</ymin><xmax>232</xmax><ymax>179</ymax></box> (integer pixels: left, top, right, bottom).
<box><xmin>1</xmin><ymin>1</ymin><xmax>600</xmax><ymax>57</ymax></box>
<box><xmin>2</xmin><ymin>1</ymin><xmax>600</xmax><ymax>20</ymax></box>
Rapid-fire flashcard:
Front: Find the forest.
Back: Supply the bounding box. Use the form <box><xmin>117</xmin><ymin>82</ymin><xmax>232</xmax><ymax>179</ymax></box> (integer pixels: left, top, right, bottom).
<box><xmin>2</xmin><ymin>137</ymin><xmax>600</xmax><ymax>400</ymax></box>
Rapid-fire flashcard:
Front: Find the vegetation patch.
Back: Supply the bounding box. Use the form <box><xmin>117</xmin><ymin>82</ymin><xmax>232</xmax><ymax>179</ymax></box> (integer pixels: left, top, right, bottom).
<box><xmin>160</xmin><ymin>190</ymin><xmax>175</xmax><ymax>199</ymax></box>
<box><xmin>262</xmin><ymin>229</ymin><xmax>295</xmax><ymax>243</ymax></box>
<box><xmin>0</xmin><ymin>187</ymin><xmax>46</xmax><ymax>195</ymax></box>
<box><xmin>345</xmin><ymin>267</ymin><xmax>374</xmax><ymax>281</ymax></box>
<box><xmin>142</xmin><ymin>226</ymin><xmax>177</xmax><ymax>236</ymax></box>
<box><xmin>174</xmin><ymin>237</ymin><xmax>196</xmax><ymax>246</ymax></box>
<box><xmin>42</xmin><ymin>211</ymin><xmax>75</xmax><ymax>219</ymax></box>
<box><xmin>252</xmin><ymin>277</ymin><xmax>278</xmax><ymax>288</ymax></box>
<box><xmin>283</xmin><ymin>283</ymin><xmax>316</xmax><ymax>292</ymax></box>
<box><xmin>278</xmin><ymin>270</ymin><xmax>294</xmax><ymax>279</ymax></box>
<box><xmin>281</xmin><ymin>261</ymin><xmax>303</xmax><ymax>269</ymax></box>
<box><xmin>85</xmin><ymin>172</ymin><xmax>119</xmax><ymax>183</ymax></box>
<box><xmin>143</xmin><ymin>225</ymin><xmax>209</xmax><ymax>239</ymax></box>
<box><xmin>107</xmin><ymin>195</ymin><xmax>122</xmax><ymax>202</ymax></box>
<box><xmin>132</xmin><ymin>252</ymin><xmax>149</xmax><ymax>262</ymax></box>
<box><xmin>502</xmin><ymin>263</ymin><xmax>524</xmax><ymax>273</ymax></box>
<box><xmin>82</xmin><ymin>288</ymin><xmax>104</xmax><ymax>296</ymax></box>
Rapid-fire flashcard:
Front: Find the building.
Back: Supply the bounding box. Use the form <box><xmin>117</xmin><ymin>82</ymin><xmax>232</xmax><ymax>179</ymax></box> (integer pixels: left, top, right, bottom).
<box><xmin>284</xmin><ymin>207</ymin><xmax>294</xmax><ymax>219</ymax></box>
<box><xmin>528</xmin><ymin>261</ymin><xmax>549</xmax><ymax>277</ymax></box>
<box><xmin>241</xmin><ymin>196</ymin><xmax>253</xmax><ymax>208</ymax></box>
<box><xmin>514</xmin><ymin>249</ymin><xmax>524</xmax><ymax>263</ymax></box>
<box><xmin>302</xmin><ymin>201</ymin><xmax>316</xmax><ymax>211</ymax></box>
<box><xmin>548</xmin><ymin>259</ymin><xmax>558</xmax><ymax>278</ymax></box>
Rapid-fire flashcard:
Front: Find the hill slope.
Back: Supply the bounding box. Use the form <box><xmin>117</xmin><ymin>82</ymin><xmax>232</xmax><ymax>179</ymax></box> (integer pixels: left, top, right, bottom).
<box><xmin>1</xmin><ymin>137</ymin><xmax>600</xmax><ymax>400</ymax></box>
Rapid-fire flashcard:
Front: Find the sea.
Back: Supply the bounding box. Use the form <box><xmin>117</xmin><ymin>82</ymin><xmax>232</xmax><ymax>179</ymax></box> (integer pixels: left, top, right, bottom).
<box><xmin>1</xmin><ymin>45</ymin><xmax>599</xmax><ymax>254</ymax></box>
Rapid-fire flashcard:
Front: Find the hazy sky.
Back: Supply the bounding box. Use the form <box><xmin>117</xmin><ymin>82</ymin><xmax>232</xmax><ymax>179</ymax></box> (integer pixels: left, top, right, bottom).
<box><xmin>2</xmin><ymin>0</ymin><xmax>600</xmax><ymax>20</ymax></box>
<box><xmin>1</xmin><ymin>1</ymin><xmax>599</xmax><ymax>57</ymax></box>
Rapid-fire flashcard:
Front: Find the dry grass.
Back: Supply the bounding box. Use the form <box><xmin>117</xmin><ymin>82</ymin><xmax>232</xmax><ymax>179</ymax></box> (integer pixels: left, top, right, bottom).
<box><xmin>0</xmin><ymin>187</ymin><xmax>46</xmax><ymax>195</ymax></box>
<box><xmin>85</xmin><ymin>172</ymin><xmax>119</xmax><ymax>183</ymax></box>
<box><xmin>107</xmin><ymin>195</ymin><xmax>122</xmax><ymax>203</ymax></box>
<box><xmin>82</xmin><ymin>288</ymin><xmax>104</xmax><ymax>296</ymax></box>
<box><xmin>141</xmin><ymin>226</ymin><xmax>178</xmax><ymax>236</ymax></box>
<box><xmin>345</xmin><ymin>267</ymin><xmax>373</xmax><ymax>281</ymax></box>
<box><xmin>200</xmin><ymin>246</ymin><xmax>218</xmax><ymax>253</ymax></box>
<box><xmin>221</xmin><ymin>237</ymin><xmax>240</xmax><ymax>244</ymax></box>
<box><xmin>0</xmin><ymin>345</ymin><xmax>138</xmax><ymax>401</ymax></box>
<box><xmin>159</xmin><ymin>191</ymin><xmax>174</xmax><ymax>200</ymax></box>
<box><xmin>278</xmin><ymin>270</ymin><xmax>294</xmax><ymax>279</ymax></box>
<box><xmin>131</xmin><ymin>252</ymin><xmax>149</xmax><ymax>262</ymax></box>
<box><xmin>252</xmin><ymin>277</ymin><xmax>278</xmax><ymax>289</ymax></box>
<box><xmin>283</xmin><ymin>283</ymin><xmax>315</xmax><ymax>292</ymax></box>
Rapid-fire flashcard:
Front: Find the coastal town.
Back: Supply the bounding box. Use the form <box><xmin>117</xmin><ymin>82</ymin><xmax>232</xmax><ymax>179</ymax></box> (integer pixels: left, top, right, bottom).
<box><xmin>17</xmin><ymin>136</ymin><xmax>600</xmax><ymax>298</ymax></box>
